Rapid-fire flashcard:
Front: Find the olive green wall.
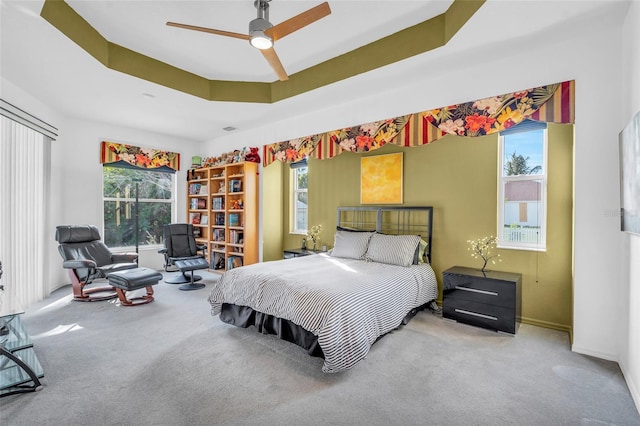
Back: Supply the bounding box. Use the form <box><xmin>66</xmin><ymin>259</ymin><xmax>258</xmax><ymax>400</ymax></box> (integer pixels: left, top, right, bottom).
<box><xmin>262</xmin><ymin>160</ymin><xmax>284</xmax><ymax>262</ymax></box>
<box><xmin>274</xmin><ymin>124</ymin><xmax>573</xmax><ymax>331</ymax></box>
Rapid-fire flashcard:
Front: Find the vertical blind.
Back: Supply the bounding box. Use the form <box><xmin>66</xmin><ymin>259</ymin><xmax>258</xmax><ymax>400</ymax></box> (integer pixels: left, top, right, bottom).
<box><xmin>0</xmin><ymin>115</ymin><xmax>52</xmax><ymax>308</ymax></box>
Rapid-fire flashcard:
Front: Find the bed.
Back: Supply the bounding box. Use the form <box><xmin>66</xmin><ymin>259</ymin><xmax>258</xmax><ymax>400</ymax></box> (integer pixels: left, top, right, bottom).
<box><xmin>207</xmin><ymin>206</ymin><xmax>438</xmax><ymax>373</ymax></box>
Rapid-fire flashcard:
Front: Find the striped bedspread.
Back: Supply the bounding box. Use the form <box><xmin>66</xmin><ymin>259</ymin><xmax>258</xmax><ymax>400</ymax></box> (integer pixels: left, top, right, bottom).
<box><xmin>207</xmin><ymin>253</ymin><xmax>438</xmax><ymax>373</ymax></box>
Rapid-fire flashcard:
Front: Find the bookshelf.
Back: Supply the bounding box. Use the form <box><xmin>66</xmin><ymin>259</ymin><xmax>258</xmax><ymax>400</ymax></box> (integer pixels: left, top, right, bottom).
<box><xmin>187</xmin><ymin>170</ymin><xmax>210</xmax><ymax>242</ymax></box>
<box><xmin>186</xmin><ymin>162</ymin><xmax>258</xmax><ymax>272</ymax></box>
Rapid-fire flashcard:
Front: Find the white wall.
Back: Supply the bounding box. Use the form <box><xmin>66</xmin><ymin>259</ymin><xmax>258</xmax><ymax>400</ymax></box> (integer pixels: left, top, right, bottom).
<box><xmin>2</xmin><ymin>77</ymin><xmax>202</xmax><ymax>291</ymax></box>
<box><xmin>203</xmin><ymin>3</ymin><xmax>628</xmax><ymax>367</ymax></box>
<box><xmin>619</xmin><ymin>0</ymin><xmax>640</xmax><ymax>411</ymax></box>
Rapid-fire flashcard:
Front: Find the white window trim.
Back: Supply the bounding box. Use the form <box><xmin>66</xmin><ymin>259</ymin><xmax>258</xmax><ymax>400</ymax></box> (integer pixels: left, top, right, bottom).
<box><xmin>291</xmin><ymin>167</ymin><xmax>308</xmax><ymax>235</ymax></box>
<box><xmin>497</xmin><ymin>128</ymin><xmax>548</xmax><ymax>252</ymax></box>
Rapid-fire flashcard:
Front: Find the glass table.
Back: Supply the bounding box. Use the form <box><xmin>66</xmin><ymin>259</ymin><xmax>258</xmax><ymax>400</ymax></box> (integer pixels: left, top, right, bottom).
<box><xmin>0</xmin><ymin>302</ymin><xmax>44</xmax><ymax>397</ymax></box>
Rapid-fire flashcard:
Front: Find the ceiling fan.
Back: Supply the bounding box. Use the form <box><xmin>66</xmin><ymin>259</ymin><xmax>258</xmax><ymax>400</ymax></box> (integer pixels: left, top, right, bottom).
<box><xmin>166</xmin><ymin>1</ymin><xmax>331</xmax><ymax>81</ymax></box>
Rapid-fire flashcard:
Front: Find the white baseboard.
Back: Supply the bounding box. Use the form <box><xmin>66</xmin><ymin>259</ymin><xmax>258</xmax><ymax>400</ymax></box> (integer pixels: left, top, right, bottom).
<box><xmin>571</xmin><ymin>344</ymin><xmax>618</xmax><ymax>362</ymax></box>
<box><xmin>619</xmin><ymin>361</ymin><xmax>640</xmax><ymax>416</ymax></box>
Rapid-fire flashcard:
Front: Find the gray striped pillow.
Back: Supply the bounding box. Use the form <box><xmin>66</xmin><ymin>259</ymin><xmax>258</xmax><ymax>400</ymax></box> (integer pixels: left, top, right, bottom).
<box><xmin>330</xmin><ymin>230</ymin><xmax>374</xmax><ymax>260</ymax></box>
<box><xmin>366</xmin><ymin>234</ymin><xmax>421</xmax><ymax>267</ymax></box>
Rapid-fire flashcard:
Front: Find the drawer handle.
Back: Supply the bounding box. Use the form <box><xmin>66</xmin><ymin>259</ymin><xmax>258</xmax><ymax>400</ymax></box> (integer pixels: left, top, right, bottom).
<box><xmin>454</xmin><ymin>309</ymin><xmax>498</xmax><ymax>321</ymax></box>
<box><xmin>455</xmin><ymin>286</ymin><xmax>498</xmax><ymax>296</ymax></box>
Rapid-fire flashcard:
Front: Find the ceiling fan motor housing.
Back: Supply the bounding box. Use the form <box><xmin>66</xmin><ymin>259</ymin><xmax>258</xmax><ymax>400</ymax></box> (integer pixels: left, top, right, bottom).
<box><xmin>249</xmin><ymin>17</ymin><xmax>272</xmax><ymax>34</ymax></box>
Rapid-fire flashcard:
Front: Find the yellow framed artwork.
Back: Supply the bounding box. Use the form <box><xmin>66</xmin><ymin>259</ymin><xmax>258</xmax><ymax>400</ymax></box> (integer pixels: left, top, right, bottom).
<box><xmin>361</xmin><ymin>152</ymin><xmax>403</xmax><ymax>204</ymax></box>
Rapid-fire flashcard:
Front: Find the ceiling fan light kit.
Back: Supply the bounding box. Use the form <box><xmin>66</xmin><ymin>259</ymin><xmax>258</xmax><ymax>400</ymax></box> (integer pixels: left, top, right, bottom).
<box><xmin>249</xmin><ymin>7</ymin><xmax>273</xmax><ymax>50</ymax></box>
<box><xmin>166</xmin><ymin>0</ymin><xmax>331</xmax><ymax>81</ymax></box>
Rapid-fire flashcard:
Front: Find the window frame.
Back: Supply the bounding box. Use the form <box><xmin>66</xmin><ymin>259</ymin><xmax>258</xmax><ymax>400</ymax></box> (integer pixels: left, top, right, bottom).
<box><xmin>102</xmin><ymin>166</ymin><xmax>176</xmax><ymax>250</ymax></box>
<box><xmin>497</xmin><ymin>126</ymin><xmax>548</xmax><ymax>252</ymax></box>
<box><xmin>291</xmin><ymin>164</ymin><xmax>308</xmax><ymax>235</ymax></box>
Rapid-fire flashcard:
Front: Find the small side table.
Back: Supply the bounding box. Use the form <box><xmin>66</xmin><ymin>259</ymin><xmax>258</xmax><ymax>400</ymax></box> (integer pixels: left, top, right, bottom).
<box><xmin>1</xmin><ymin>307</ymin><xmax>44</xmax><ymax>397</ymax></box>
<box><xmin>283</xmin><ymin>248</ymin><xmax>321</xmax><ymax>259</ymax></box>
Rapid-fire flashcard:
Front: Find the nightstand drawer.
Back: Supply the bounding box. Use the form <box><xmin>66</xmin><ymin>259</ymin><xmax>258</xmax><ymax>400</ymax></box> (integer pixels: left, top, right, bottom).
<box><xmin>443</xmin><ymin>278</ymin><xmax>514</xmax><ymax>308</ymax></box>
<box><xmin>443</xmin><ymin>299</ymin><xmax>516</xmax><ymax>334</ymax></box>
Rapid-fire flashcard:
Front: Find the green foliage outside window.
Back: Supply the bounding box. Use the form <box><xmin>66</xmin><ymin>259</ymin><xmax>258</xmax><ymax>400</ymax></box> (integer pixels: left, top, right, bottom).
<box><xmin>103</xmin><ymin>167</ymin><xmax>173</xmax><ymax>247</ymax></box>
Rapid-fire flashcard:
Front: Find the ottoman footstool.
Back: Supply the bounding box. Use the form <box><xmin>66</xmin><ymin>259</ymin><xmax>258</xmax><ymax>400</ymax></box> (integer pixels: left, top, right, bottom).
<box><xmin>174</xmin><ymin>258</ymin><xmax>209</xmax><ymax>291</ymax></box>
<box><xmin>107</xmin><ymin>267</ymin><xmax>163</xmax><ymax>306</ymax></box>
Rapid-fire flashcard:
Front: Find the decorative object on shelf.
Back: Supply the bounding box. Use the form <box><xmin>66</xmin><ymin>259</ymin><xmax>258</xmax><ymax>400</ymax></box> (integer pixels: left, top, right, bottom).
<box><xmin>191</xmin><ymin>156</ymin><xmax>202</xmax><ymax>168</ymax></box>
<box><xmin>232</xmin><ymin>199</ymin><xmax>243</xmax><ymax>210</ymax></box>
<box><xmin>307</xmin><ymin>224</ymin><xmax>322</xmax><ymax>250</ymax></box>
<box><xmin>244</xmin><ymin>147</ymin><xmax>261</xmax><ymax>163</ymax></box>
<box><xmin>201</xmin><ymin>146</ymin><xmax>262</xmax><ymax>167</ymax></box>
<box><xmin>467</xmin><ymin>236</ymin><xmax>501</xmax><ymax>272</ymax></box>
<box><xmin>361</xmin><ymin>152</ymin><xmax>403</xmax><ymax>205</ymax></box>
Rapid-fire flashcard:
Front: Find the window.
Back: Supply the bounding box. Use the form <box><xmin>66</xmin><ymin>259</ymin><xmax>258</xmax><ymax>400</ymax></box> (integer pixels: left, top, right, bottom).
<box><xmin>498</xmin><ymin>121</ymin><xmax>547</xmax><ymax>251</ymax></box>
<box><xmin>291</xmin><ymin>161</ymin><xmax>308</xmax><ymax>233</ymax></box>
<box><xmin>103</xmin><ymin>166</ymin><xmax>174</xmax><ymax>248</ymax></box>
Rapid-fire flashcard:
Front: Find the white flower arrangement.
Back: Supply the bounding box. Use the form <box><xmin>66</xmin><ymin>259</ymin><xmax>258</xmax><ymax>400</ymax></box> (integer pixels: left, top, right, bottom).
<box><xmin>307</xmin><ymin>224</ymin><xmax>322</xmax><ymax>249</ymax></box>
<box><xmin>467</xmin><ymin>236</ymin><xmax>502</xmax><ymax>272</ymax></box>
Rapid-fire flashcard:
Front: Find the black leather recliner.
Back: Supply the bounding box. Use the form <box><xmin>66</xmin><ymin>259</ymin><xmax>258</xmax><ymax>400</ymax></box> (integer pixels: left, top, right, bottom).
<box><xmin>159</xmin><ymin>223</ymin><xmax>208</xmax><ymax>287</ymax></box>
<box><xmin>56</xmin><ymin>225</ymin><xmax>138</xmax><ymax>301</ymax></box>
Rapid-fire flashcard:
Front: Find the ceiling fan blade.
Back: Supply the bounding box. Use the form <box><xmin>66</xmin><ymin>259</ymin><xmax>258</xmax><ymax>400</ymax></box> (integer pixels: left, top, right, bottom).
<box><xmin>266</xmin><ymin>2</ymin><xmax>331</xmax><ymax>41</ymax></box>
<box><xmin>261</xmin><ymin>47</ymin><xmax>289</xmax><ymax>81</ymax></box>
<box><xmin>166</xmin><ymin>22</ymin><xmax>250</xmax><ymax>41</ymax></box>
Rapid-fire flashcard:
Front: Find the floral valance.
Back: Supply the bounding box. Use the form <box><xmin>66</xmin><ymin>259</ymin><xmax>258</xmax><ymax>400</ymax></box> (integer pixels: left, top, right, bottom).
<box><xmin>263</xmin><ymin>80</ymin><xmax>575</xmax><ymax>167</ymax></box>
<box><xmin>100</xmin><ymin>141</ymin><xmax>180</xmax><ymax>171</ymax></box>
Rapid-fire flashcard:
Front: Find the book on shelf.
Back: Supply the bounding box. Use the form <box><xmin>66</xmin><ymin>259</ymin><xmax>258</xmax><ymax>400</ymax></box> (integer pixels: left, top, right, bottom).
<box><xmin>193</xmin><ymin>227</ymin><xmax>201</xmax><ymax>238</ymax></box>
<box><xmin>212</xmin><ymin>197</ymin><xmax>224</xmax><ymax>210</ymax></box>
<box><xmin>200</xmin><ymin>214</ymin><xmax>208</xmax><ymax>225</ymax></box>
<box><xmin>215</xmin><ymin>213</ymin><xmax>225</xmax><ymax>225</ymax></box>
<box><xmin>227</xmin><ymin>255</ymin><xmax>243</xmax><ymax>270</ymax></box>
<box><xmin>190</xmin><ymin>198</ymin><xmax>206</xmax><ymax>210</ymax></box>
<box><xmin>212</xmin><ymin>252</ymin><xmax>225</xmax><ymax>270</ymax></box>
<box><xmin>189</xmin><ymin>212</ymin><xmax>201</xmax><ymax>224</ymax></box>
<box><xmin>229</xmin><ymin>179</ymin><xmax>242</xmax><ymax>193</ymax></box>
<box><xmin>228</xmin><ymin>213</ymin><xmax>240</xmax><ymax>227</ymax></box>
<box><xmin>188</xmin><ymin>183</ymin><xmax>202</xmax><ymax>195</ymax></box>
<box><xmin>214</xmin><ymin>228</ymin><xmax>225</xmax><ymax>242</ymax></box>
<box><xmin>198</xmin><ymin>185</ymin><xmax>208</xmax><ymax>195</ymax></box>
<box><xmin>229</xmin><ymin>230</ymin><xmax>244</xmax><ymax>244</ymax></box>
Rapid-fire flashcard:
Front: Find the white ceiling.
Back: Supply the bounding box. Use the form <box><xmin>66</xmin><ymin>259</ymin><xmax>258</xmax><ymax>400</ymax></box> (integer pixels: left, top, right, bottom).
<box><xmin>0</xmin><ymin>0</ymin><xmax>629</xmax><ymax>143</ymax></box>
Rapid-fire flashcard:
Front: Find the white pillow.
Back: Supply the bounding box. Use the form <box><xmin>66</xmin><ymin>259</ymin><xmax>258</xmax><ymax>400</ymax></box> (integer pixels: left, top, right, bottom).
<box><xmin>366</xmin><ymin>234</ymin><xmax>421</xmax><ymax>267</ymax></box>
<box><xmin>330</xmin><ymin>230</ymin><xmax>374</xmax><ymax>260</ymax></box>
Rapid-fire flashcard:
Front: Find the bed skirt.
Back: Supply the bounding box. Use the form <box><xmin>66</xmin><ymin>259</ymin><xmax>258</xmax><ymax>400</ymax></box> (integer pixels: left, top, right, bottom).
<box><xmin>219</xmin><ymin>303</ymin><xmax>325</xmax><ymax>358</ymax></box>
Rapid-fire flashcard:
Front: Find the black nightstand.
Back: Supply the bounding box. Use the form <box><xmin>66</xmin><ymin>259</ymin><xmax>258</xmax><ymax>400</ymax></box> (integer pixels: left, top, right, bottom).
<box><xmin>442</xmin><ymin>266</ymin><xmax>522</xmax><ymax>334</ymax></box>
<box><xmin>283</xmin><ymin>248</ymin><xmax>320</xmax><ymax>259</ymax></box>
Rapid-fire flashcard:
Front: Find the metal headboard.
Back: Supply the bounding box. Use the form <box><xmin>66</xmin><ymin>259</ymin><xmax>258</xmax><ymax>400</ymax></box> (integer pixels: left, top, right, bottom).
<box><xmin>336</xmin><ymin>206</ymin><xmax>434</xmax><ymax>262</ymax></box>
